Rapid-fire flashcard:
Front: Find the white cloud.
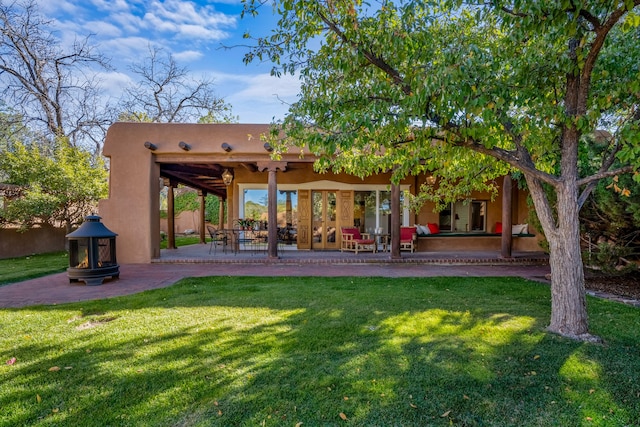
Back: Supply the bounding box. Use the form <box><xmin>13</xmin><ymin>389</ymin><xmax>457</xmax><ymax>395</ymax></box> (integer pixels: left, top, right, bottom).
<box><xmin>87</xmin><ymin>0</ymin><xmax>135</xmax><ymax>14</ymax></box>
<box><xmin>215</xmin><ymin>72</ymin><xmax>301</xmax><ymax>123</ymax></box>
<box><xmin>150</xmin><ymin>0</ymin><xmax>236</xmax><ymax>27</ymax></box>
<box><xmin>96</xmin><ymin>71</ymin><xmax>133</xmax><ymax>98</ymax></box>
<box><xmin>99</xmin><ymin>36</ymin><xmax>156</xmax><ymax>64</ymax></box>
<box><xmin>83</xmin><ymin>20</ymin><xmax>123</xmax><ymax>38</ymax></box>
<box><xmin>38</xmin><ymin>0</ymin><xmax>78</xmax><ymax>15</ymax></box>
<box><xmin>176</xmin><ymin>24</ymin><xmax>229</xmax><ymax>40</ymax></box>
<box><xmin>140</xmin><ymin>0</ymin><xmax>236</xmax><ymax>41</ymax></box>
<box><xmin>234</xmin><ymin>73</ymin><xmax>302</xmax><ymax>100</ymax></box>
<box><xmin>110</xmin><ymin>12</ymin><xmax>146</xmax><ymax>35</ymax></box>
<box><xmin>173</xmin><ymin>50</ymin><xmax>204</xmax><ymax>62</ymax></box>
<box><xmin>31</xmin><ymin>0</ymin><xmax>291</xmax><ymax>124</ymax></box>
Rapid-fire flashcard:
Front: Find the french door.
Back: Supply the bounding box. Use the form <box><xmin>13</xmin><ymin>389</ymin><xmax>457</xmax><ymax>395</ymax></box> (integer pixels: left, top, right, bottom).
<box><xmin>312</xmin><ymin>191</ymin><xmax>338</xmax><ymax>249</ymax></box>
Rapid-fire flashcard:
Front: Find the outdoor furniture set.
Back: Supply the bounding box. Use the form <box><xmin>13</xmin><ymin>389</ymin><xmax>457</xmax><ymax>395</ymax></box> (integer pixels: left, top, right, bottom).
<box><xmin>340</xmin><ymin>226</ymin><xmax>417</xmax><ymax>254</ymax></box>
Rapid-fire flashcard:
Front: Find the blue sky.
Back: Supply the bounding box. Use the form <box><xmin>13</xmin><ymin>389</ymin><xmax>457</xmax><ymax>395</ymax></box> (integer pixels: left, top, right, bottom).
<box><xmin>37</xmin><ymin>0</ymin><xmax>301</xmax><ymax>123</ymax></box>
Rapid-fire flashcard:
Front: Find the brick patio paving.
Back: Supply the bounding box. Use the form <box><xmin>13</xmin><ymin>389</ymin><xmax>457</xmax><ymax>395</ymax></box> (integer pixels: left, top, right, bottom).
<box><xmin>0</xmin><ymin>245</ymin><xmax>554</xmax><ymax>308</ymax></box>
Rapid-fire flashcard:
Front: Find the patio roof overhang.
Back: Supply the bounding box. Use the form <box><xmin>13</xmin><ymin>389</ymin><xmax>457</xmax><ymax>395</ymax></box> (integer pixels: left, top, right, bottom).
<box><xmin>160</xmin><ymin>163</ymin><xmax>228</xmax><ymax>198</ymax></box>
<box><xmin>111</xmin><ymin>122</ymin><xmax>315</xmax><ymax>198</ymax></box>
<box><xmin>157</xmin><ymin>156</ymin><xmax>316</xmax><ymax>199</ymax></box>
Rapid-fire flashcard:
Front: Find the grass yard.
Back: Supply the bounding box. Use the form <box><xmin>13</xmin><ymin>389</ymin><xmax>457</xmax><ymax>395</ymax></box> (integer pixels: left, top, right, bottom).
<box><xmin>0</xmin><ymin>236</ymin><xmax>198</xmax><ymax>286</ymax></box>
<box><xmin>0</xmin><ymin>252</ymin><xmax>68</xmax><ymax>286</ymax></box>
<box><xmin>160</xmin><ymin>235</ymin><xmax>203</xmax><ymax>249</ymax></box>
<box><xmin>1</xmin><ymin>276</ymin><xmax>639</xmax><ymax>426</ymax></box>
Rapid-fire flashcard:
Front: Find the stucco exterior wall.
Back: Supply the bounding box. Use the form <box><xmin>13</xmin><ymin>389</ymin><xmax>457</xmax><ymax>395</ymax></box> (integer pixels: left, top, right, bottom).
<box><xmin>99</xmin><ymin>123</ymin><xmax>287</xmax><ymax>263</ymax></box>
<box><xmin>160</xmin><ymin>211</ymin><xmax>202</xmax><ymax>235</ymax></box>
<box><xmin>99</xmin><ymin>122</ymin><xmax>542</xmax><ymax>263</ymax></box>
<box><xmin>0</xmin><ymin>226</ymin><xmax>67</xmax><ymax>259</ymax></box>
<box><xmin>99</xmin><ymin>123</ymin><xmax>162</xmax><ymax>263</ymax></box>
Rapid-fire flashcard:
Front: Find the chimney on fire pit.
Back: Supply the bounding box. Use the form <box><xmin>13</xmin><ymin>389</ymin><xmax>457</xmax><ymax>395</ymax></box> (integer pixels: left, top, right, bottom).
<box><xmin>66</xmin><ymin>215</ymin><xmax>119</xmax><ymax>286</ymax></box>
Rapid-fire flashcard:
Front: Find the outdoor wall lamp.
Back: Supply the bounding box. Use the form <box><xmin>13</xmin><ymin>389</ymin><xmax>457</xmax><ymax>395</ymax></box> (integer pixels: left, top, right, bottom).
<box><xmin>263</xmin><ymin>142</ymin><xmax>273</xmax><ymax>152</ymax></box>
<box><xmin>221</xmin><ymin>169</ymin><xmax>233</xmax><ymax>186</ymax></box>
<box><xmin>144</xmin><ymin>141</ymin><xmax>157</xmax><ymax>151</ymax></box>
<box><xmin>221</xmin><ymin>142</ymin><xmax>232</xmax><ymax>152</ymax></box>
<box><xmin>426</xmin><ymin>175</ymin><xmax>437</xmax><ymax>185</ymax></box>
<box><xmin>178</xmin><ymin>141</ymin><xmax>191</xmax><ymax>151</ymax></box>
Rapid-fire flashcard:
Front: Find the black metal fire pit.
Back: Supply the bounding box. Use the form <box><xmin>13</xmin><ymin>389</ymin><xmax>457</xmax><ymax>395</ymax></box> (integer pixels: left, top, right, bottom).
<box><xmin>66</xmin><ymin>215</ymin><xmax>119</xmax><ymax>285</ymax></box>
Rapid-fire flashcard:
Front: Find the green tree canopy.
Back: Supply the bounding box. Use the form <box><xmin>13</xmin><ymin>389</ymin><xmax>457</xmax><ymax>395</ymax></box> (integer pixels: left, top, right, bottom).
<box><xmin>0</xmin><ymin>139</ymin><xmax>108</xmax><ymax>230</ymax></box>
<box><xmin>243</xmin><ymin>0</ymin><xmax>640</xmax><ymax>339</ymax></box>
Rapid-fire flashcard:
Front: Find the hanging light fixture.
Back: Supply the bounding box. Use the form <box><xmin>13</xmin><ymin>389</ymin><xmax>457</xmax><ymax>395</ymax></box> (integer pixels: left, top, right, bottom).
<box><xmin>221</xmin><ymin>169</ymin><xmax>233</xmax><ymax>186</ymax></box>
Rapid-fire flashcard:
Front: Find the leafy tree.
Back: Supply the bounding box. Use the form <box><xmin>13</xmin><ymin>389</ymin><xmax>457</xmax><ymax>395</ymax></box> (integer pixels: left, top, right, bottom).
<box><xmin>243</xmin><ymin>0</ymin><xmax>640</xmax><ymax>340</ymax></box>
<box><xmin>245</xmin><ymin>200</ymin><xmax>268</xmax><ymax>221</ymax></box>
<box><xmin>161</xmin><ymin>189</ymin><xmax>223</xmax><ymax>224</ymax></box>
<box><xmin>0</xmin><ymin>0</ymin><xmax>111</xmax><ymax>152</ymax></box>
<box><xmin>0</xmin><ymin>139</ymin><xmax>108</xmax><ymax>231</ymax></box>
<box><xmin>118</xmin><ymin>46</ymin><xmax>236</xmax><ymax>124</ymax></box>
<box><xmin>0</xmin><ymin>107</ymin><xmax>31</xmax><ymax>155</ymax></box>
<box><xmin>581</xmin><ymin>171</ymin><xmax>640</xmax><ymax>270</ymax></box>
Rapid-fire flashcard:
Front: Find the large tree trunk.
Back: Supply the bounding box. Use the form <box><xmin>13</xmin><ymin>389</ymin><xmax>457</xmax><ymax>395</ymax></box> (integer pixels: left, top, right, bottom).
<box><xmin>521</xmin><ymin>60</ymin><xmax>599</xmax><ymax>340</ymax></box>
<box><xmin>546</xmin><ymin>187</ymin><xmax>589</xmax><ymax>337</ymax></box>
<box><xmin>526</xmin><ymin>175</ymin><xmax>594</xmax><ymax>341</ymax></box>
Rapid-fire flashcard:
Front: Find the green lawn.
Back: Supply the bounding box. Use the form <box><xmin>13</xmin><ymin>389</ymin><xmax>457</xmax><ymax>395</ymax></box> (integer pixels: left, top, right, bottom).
<box><xmin>160</xmin><ymin>235</ymin><xmax>203</xmax><ymax>249</ymax></box>
<box><xmin>1</xmin><ymin>276</ymin><xmax>639</xmax><ymax>426</ymax></box>
<box><xmin>0</xmin><ymin>236</ymin><xmax>199</xmax><ymax>286</ymax></box>
<box><xmin>0</xmin><ymin>252</ymin><xmax>68</xmax><ymax>286</ymax></box>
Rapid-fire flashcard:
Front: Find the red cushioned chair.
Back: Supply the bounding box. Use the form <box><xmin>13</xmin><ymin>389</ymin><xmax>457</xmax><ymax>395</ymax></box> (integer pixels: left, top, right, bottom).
<box><xmin>399</xmin><ymin>226</ymin><xmax>417</xmax><ymax>253</ymax></box>
<box><xmin>340</xmin><ymin>227</ymin><xmax>377</xmax><ymax>254</ymax></box>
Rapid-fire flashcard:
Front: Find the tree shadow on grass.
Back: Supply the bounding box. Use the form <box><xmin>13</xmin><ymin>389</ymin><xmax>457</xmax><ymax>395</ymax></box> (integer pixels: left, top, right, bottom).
<box><xmin>1</xmin><ymin>276</ymin><xmax>639</xmax><ymax>426</ymax></box>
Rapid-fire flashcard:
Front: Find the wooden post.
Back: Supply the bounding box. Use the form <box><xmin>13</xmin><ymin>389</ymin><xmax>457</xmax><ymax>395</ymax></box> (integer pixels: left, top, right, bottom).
<box><xmin>391</xmin><ymin>182</ymin><xmax>401</xmax><ymax>259</ymax></box>
<box><xmin>165</xmin><ymin>179</ymin><xmax>176</xmax><ymax>250</ymax></box>
<box><xmin>257</xmin><ymin>161</ymin><xmax>288</xmax><ymax>259</ymax></box>
<box><xmin>501</xmin><ymin>175</ymin><xmax>513</xmax><ymax>258</ymax></box>
<box><xmin>267</xmin><ymin>169</ymin><xmax>278</xmax><ymax>258</ymax></box>
<box><xmin>198</xmin><ymin>190</ymin><xmax>206</xmax><ymax>244</ymax></box>
<box><xmin>225</xmin><ymin>183</ymin><xmax>234</xmax><ymax>229</ymax></box>
<box><xmin>218</xmin><ymin>196</ymin><xmax>225</xmax><ymax>229</ymax></box>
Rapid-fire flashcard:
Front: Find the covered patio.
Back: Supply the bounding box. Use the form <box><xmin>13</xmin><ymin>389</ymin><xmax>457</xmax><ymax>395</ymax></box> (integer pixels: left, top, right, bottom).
<box><xmin>98</xmin><ymin>122</ymin><xmax>542</xmax><ymax>264</ymax></box>
<box><xmin>155</xmin><ymin>242</ymin><xmax>549</xmax><ymax>265</ymax></box>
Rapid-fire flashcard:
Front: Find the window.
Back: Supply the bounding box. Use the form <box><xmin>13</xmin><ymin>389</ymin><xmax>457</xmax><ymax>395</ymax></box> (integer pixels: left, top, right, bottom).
<box><xmin>353</xmin><ymin>190</ymin><xmax>404</xmax><ymax>233</ymax></box>
<box><xmin>242</xmin><ymin>189</ymin><xmax>298</xmax><ymax>227</ymax></box>
<box><xmin>439</xmin><ymin>200</ymin><xmax>487</xmax><ymax>232</ymax></box>
<box><xmin>354</xmin><ymin>191</ymin><xmax>377</xmax><ymax>231</ymax></box>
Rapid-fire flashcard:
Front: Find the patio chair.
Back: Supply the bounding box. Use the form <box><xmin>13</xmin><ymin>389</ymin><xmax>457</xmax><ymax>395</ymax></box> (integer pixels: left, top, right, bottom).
<box><xmin>340</xmin><ymin>227</ymin><xmax>377</xmax><ymax>254</ymax></box>
<box><xmin>207</xmin><ymin>225</ymin><xmax>228</xmax><ymax>254</ymax></box>
<box><xmin>399</xmin><ymin>226</ymin><xmax>417</xmax><ymax>253</ymax></box>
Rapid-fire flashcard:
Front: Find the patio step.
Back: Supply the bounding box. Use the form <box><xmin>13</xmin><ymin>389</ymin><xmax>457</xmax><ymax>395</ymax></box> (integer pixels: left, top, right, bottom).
<box><xmin>152</xmin><ymin>254</ymin><xmax>549</xmax><ymax>266</ymax></box>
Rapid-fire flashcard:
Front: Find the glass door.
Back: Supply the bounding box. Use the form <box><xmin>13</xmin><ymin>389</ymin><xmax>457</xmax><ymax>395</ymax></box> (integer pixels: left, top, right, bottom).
<box><xmin>312</xmin><ymin>191</ymin><xmax>338</xmax><ymax>249</ymax></box>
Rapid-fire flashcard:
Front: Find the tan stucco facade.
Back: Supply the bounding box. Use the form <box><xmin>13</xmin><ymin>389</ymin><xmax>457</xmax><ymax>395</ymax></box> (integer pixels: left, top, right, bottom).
<box><xmin>99</xmin><ymin>122</ymin><xmax>542</xmax><ymax>263</ymax></box>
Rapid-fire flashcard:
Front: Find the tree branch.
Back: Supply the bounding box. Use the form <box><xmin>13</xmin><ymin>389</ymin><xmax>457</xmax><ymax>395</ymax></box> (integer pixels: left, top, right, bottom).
<box><xmin>316</xmin><ymin>9</ymin><xmax>412</xmax><ymax>96</ymax></box>
<box><xmin>579</xmin><ymin>1</ymin><xmax>640</xmax><ymax>107</ymax></box>
<box><xmin>577</xmin><ymin>165</ymin><xmax>635</xmax><ymax>188</ymax></box>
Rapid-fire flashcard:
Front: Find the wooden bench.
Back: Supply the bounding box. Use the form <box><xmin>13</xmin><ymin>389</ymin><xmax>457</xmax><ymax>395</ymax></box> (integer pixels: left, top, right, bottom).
<box><xmin>417</xmin><ymin>232</ymin><xmax>537</xmax><ymax>252</ymax></box>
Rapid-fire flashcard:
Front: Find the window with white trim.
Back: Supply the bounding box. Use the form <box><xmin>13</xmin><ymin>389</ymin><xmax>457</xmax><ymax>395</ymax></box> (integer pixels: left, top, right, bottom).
<box><xmin>439</xmin><ymin>200</ymin><xmax>487</xmax><ymax>232</ymax></box>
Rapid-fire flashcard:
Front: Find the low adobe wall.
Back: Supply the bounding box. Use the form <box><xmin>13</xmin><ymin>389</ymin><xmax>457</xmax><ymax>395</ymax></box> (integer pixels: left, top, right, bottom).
<box><xmin>159</xmin><ymin>210</ymin><xmax>203</xmax><ymax>235</ymax></box>
<box><xmin>417</xmin><ymin>234</ymin><xmax>543</xmax><ymax>252</ymax></box>
<box><xmin>0</xmin><ymin>226</ymin><xmax>67</xmax><ymax>259</ymax></box>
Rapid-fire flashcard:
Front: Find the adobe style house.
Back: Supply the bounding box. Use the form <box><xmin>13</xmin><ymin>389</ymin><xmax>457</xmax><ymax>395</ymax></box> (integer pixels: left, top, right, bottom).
<box><xmin>99</xmin><ymin>122</ymin><xmax>541</xmax><ymax>263</ymax></box>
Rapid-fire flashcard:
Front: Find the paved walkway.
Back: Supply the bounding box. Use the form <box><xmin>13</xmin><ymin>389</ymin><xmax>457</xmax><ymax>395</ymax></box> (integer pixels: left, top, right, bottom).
<box><xmin>2</xmin><ymin>245</ymin><xmax>636</xmax><ymax>309</ymax></box>
<box><xmin>0</xmin><ymin>247</ymin><xmax>553</xmax><ymax>308</ymax></box>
